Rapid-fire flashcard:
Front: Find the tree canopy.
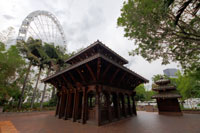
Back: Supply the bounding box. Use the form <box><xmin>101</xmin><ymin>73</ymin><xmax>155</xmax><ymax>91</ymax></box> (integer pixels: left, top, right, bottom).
<box><xmin>0</xmin><ymin>42</ymin><xmax>26</xmax><ymax>106</ymax></box>
<box><xmin>171</xmin><ymin>69</ymin><xmax>200</xmax><ymax>100</ymax></box>
<box><xmin>135</xmin><ymin>84</ymin><xmax>155</xmax><ymax>101</ymax></box>
<box><xmin>118</xmin><ymin>0</ymin><xmax>200</xmax><ymax>71</ymax></box>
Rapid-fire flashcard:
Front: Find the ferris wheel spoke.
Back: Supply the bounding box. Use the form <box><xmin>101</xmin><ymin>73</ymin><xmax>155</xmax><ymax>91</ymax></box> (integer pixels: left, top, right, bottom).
<box><xmin>55</xmin><ymin>27</ymin><xmax>58</xmax><ymax>45</ymax></box>
<box><xmin>29</xmin><ymin>25</ymin><xmax>42</xmax><ymax>40</ymax></box>
<box><xmin>37</xmin><ymin>16</ymin><xmax>49</xmax><ymax>42</ymax></box>
<box><xmin>27</xmin><ymin>30</ymin><xmax>35</xmax><ymax>37</ymax></box>
<box><xmin>40</xmin><ymin>15</ymin><xmax>50</xmax><ymax>43</ymax></box>
<box><xmin>45</xmin><ymin>16</ymin><xmax>51</xmax><ymax>43</ymax></box>
<box><xmin>32</xmin><ymin>19</ymin><xmax>44</xmax><ymax>41</ymax></box>
<box><xmin>51</xmin><ymin>19</ymin><xmax>55</xmax><ymax>44</ymax></box>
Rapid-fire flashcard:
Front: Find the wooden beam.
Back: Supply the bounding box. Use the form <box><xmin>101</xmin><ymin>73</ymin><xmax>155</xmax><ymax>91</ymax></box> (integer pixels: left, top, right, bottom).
<box><xmin>69</xmin><ymin>72</ymin><xmax>76</xmax><ymax>84</ymax></box>
<box><xmin>118</xmin><ymin>72</ymin><xmax>127</xmax><ymax>85</ymax></box>
<box><xmin>50</xmin><ymin>79</ymin><xmax>59</xmax><ymax>89</ymax></box>
<box><xmin>102</xmin><ymin>64</ymin><xmax>111</xmax><ymax>79</ymax></box>
<box><xmin>85</xmin><ymin>63</ymin><xmax>96</xmax><ymax>81</ymax></box>
<box><xmin>76</xmin><ymin>69</ymin><xmax>85</xmax><ymax>83</ymax></box>
<box><xmin>97</xmin><ymin>58</ymin><xmax>101</xmax><ymax>80</ymax></box>
<box><xmin>110</xmin><ymin>68</ymin><xmax>120</xmax><ymax>84</ymax></box>
<box><xmin>62</xmin><ymin>75</ymin><xmax>74</xmax><ymax>89</ymax></box>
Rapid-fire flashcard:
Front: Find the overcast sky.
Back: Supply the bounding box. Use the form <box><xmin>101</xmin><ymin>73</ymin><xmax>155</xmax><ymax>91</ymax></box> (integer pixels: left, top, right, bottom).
<box><xmin>0</xmin><ymin>0</ymin><xmax>180</xmax><ymax>89</ymax></box>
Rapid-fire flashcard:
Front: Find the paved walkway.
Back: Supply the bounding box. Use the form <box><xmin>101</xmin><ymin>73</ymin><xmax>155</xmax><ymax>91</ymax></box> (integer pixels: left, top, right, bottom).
<box><xmin>0</xmin><ymin>111</ymin><xmax>200</xmax><ymax>133</ymax></box>
<box><xmin>0</xmin><ymin>121</ymin><xmax>18</xmax><ymax>133</ymax></box>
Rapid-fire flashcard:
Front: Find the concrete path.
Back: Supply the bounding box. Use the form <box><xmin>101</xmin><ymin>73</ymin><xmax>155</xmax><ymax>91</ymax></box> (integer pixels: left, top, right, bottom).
<box><xmin>0</xmin><ymin>111</ymin><xmax>200</xmax><ymax>133</ymax></box>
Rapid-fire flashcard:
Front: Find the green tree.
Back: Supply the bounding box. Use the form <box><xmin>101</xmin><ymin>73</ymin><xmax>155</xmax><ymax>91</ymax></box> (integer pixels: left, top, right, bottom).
<box><xmin>17</xmin><ymin>38</ymin><xmax>42</xmax><ymax>109</ymax></box>
<box><xmin>0</xmin><ymin>42</ymin><xmax>26</xmax><ymax>106</ymax></box>
<box><xmin>117</xmin><ymin>0</ymin><xmax>200</xmax><ymax>70</ymax></box>
<box><xmin>40</xmin><ymin>43</ymin><xmax>66</xmax><ymax>109</ymax></box>
<box><xmin>164</xmin><ymin>0</ymin><xmax>200</xmax><ymax>25</ymax></box>
<box><xmin>135</xmin><ymin>84</ymin><xmax>146</xmax><ymax>101</ymax></box>
<box><xmin>17</xmin><ymin>37</ymin><xmax>48</xmax><ymax>109</ymax></box>
<box><xmin>135</xmin><ymin>84</ymin><xmax>155</xmax><ymax>101</ymax></box>
<box><xmin>173</xmin><ymin>70</ymin><xmax>200</xmax><ymax>100</ymax></box>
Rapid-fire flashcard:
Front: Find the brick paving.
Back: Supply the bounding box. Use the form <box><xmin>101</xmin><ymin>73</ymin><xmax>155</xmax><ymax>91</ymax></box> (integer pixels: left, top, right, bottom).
<box><xmin>0</xmin><ymin>111</ymin><xmax>200</xmax><ymax>133</ymax></box>
<box><xmin>0</xmin><ymin>121</ymin><xmax>18</xmax><ymax>133</ymax></box>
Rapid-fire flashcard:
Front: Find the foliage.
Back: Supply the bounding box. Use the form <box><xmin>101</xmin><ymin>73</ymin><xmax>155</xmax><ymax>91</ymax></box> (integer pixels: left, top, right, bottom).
<box><xmin>172</xmin><ymin>69</ymin><xmax>200</xmax><ymax>100</ymax></box>
<box><xmin>3</xmin><ymin>102</ymin><xmax>56</xmax><ymax>112</ymax></box>
<box><xmin>17</xmin><ymin>37</ymin><xmax>48</xmax><ymax>67</ymax></box>
<box><xmin>0</xmin><ymin>42</ymin><xmax>26</xmax><ymax>106</ymax></box>
<box><xmin>164</xmin><ymin>0</ymin><xmax>200</xmax><ymax>25</ymax></box>
<box><xmin>135</xmin><ymin>84</ymin><xmax>155</xmax><ymax>101</ymax></box>
<box><xmin>118</xmin><ymin>0</ymin><xmax>200</xmax><ymax>70</ymax></box>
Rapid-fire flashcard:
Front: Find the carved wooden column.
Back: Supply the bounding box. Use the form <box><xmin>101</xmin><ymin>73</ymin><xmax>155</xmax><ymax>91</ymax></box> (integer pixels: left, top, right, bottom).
<box><xmin>127</xmin><ymin>94</ymin><xmax>132</xmax><ymax>116</ymax></box>
<box><xmin>64</xmin><ymin>90</ymin><xmax>70</xmax><ymax>120</ymax></box>
<box><xmin>58</xmin><ymin>92</ymin><xmax>63</xmax><ymax>118</ymax></box>
<box><xmin>95</xmin><ymin>85</ymin><xmax>101</xmax><ymax>126</ymax></box>
<box><xmin>116</xmin><ymin>93</ymin><xmax>121</xmax><ymax>119</ymax></box>
<box><xmin>55</xmin><ymin>92</ymin><xmax>60</xmax><ymax>116</ymax></box>
<box><xmin>72</xmin><ymin>89</ymin><xmax>79</xmax><ymax>122</ymax></box>
<box><xmin>62</xmin><ymin>93</ymin><xmax>67</xmax><ymax>118</ymax></box>
<box><xmin>66</xmin><ymin>91</ymin><xmax>72</xmax><ymax>118</ymax></box>
<box><xmin>81</xmin><ymin>87</ymin><xmax>88</xmax><ymax>124</ymax></box>
<box><xmin>107</xmin><ymin>92</ymin><xmax>112</xmax><ymax>122</ymax></box>
<box><xmin>131</xmin><ymin>94</ymin><xmax>137</xmax><ymax>115</ymax></box>
<box><xmin>75</xmin><ymin>90</ymin><xmax>80</xmax><ymax>121</ymax></box>
<box><xmin>122</xmin><ymin>94</ymin><xmax>126</xmax><ymax>117</ymax></box>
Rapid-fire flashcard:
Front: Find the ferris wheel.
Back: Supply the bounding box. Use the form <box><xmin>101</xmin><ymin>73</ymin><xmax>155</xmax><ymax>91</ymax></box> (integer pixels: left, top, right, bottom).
<box><xmin>17</xmin><ymin>10</ymin><xmax>66</xmax><ymax>46</ymax></box>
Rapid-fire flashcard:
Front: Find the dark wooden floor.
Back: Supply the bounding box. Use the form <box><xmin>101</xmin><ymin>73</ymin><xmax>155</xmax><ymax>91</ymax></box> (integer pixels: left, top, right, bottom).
<box><xmin>0</xmin><ymin>111</ymin><xmax>200</xmax><ymax>133</ymax></box>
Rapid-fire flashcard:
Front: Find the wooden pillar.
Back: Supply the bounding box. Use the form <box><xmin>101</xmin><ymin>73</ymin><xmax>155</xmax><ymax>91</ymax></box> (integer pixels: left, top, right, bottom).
<box><xmin>72</xmin><ymin>89</ymin><xmax>79</xmax><ymax>122</ymax></box>
<box><xmin>122</xmin><ymin>94</ymin><xmax>126</xmax><ymax>117</ymax></box>
<box><xmin>58</xmin><ymin>93</ymin><xmax>63</xmax><ymax>118</ymax></box>
<box><xmin>81</xmin><ymin>87</ymin><xmax>88</xmax><ymax>124</ymax></box>
<box><xmin>127</xmin><ymin>95</ymin><xmax>132</xmax><ymax>116</ymax></box>
<box><xmin>116</xmin><ymin>93</ymin><xmax>121</xmax><ymax>119</ymax></box>
<box><xmin>75</xmin><ymin>91</ymin><xmax>80</xmax><ymax>121</ymax></box>
<box><xmin>107</xmin><ymin>92</ymin><xmax>112</xmax><ymax>122</ymax></box>
<box><xmin>131</xmin><ymin>94</ymin><xmax>137</xmax><ymax>115</ymax></box>
<box><xmin>66</xmin><ymin>92</ymin><xmax>72</xmax><ymax>118</ymax></box>
<box><xmin>95</xmin><ymin>85</ymin><xmax>101</xmax><ymax>126</ymax></box>
<box><xmin>55</xmin><ymin>92</ymin><xmax>60</xmax><ymax>116</ymax></box>
<box><xmin>64</xmin><ymin>90</ymin><xmax>70</xmax><ymax>120</ymax></box>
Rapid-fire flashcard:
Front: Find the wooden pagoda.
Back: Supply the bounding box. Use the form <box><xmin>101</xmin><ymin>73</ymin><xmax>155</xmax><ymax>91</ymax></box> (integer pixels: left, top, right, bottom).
<box><xmin>152</xmin><ymin>79</ymin><xmax>182</xmax><ymax>115</ymax></box>
<box><xmin>42</xmin><ymin>40</ymin><xmax>148</xmax><ymax>125</ymax></box>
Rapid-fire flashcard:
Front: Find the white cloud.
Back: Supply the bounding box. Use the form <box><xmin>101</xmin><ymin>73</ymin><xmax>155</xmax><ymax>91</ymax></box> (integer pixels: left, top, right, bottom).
<box><xmin>0</xmin><ymin>0</ymin><xmax>180</xmax><ymax>89</ymax></box>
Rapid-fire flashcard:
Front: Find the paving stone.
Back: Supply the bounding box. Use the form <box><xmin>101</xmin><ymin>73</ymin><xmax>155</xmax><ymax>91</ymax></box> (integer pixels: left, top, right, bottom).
<box><xmin>0</xmin><ymin>111</ymin><xmax>200</xmax><ymax>133</ymax></box>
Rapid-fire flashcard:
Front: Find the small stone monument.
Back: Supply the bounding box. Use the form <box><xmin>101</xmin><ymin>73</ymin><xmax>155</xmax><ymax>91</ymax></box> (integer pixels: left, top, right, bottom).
<box><xmin>152</xmin><ymin>78</ymin><xmax>182</xmax><ymax>115</ymax></box>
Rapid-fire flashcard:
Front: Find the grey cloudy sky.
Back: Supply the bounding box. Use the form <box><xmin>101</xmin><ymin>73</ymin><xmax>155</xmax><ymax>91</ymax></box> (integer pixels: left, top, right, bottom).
<box><xmin>0</xmin><ymin>0</ymin><xmax>180</xmax><ymax>89</ymax></box>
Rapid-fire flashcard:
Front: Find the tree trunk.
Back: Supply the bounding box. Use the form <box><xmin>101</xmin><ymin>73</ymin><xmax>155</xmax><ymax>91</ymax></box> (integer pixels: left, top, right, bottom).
<box><xmin>31</xmin><ymin>67</ymin><xmax>42</xmax><ymax>109</ymax></box>
<box><xmin>18</xmin><ymin>61</ymin><xmax>32</xmax><ymax>109</ymax></box>
<box><xmin>40</xmin><ymin>68</ymin><xmax>51</xmax><ymax>109</ymax></box>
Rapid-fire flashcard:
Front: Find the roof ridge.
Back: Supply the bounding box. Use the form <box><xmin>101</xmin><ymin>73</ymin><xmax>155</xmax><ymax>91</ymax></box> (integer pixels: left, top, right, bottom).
<box><xmin>65</xmin><ymin>40</ymin><xmax>128</xmax><ymax>64</ymax></box>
